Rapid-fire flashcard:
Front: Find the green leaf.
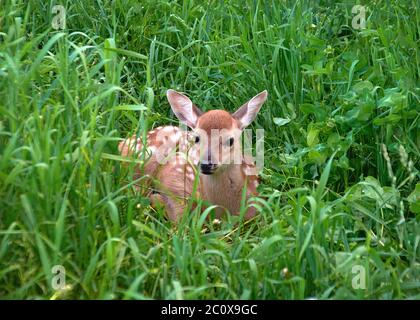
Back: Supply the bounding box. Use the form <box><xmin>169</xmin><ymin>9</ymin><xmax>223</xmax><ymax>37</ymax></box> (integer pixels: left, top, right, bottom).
<box><xmin>299</xmin><ymin>222</ymin><xmax>314</xmax><ymax>261</ymax></box>
<box><xmin>301</xmin><ymin>103</ymin><xmax>327</xmax><ymax>121</ymax></box>
<box><xmin>308</xmin><ymin>150</ymin><xmax>327</xmax><ymax>165</ymax></box>
<box><xmin>307</xmin><ymin>127</ymin><xmax>320</xmax><ymax>147</ymax></box>
<box><xmin>407</xmin><ymin>184</ymin><xmax>420</xmax><ymax>214</ymax></box>
<box><xmin>112</xmin><ymin>104</ymin><xmax>147</xmax><ymax>111</ymax></box>
<box><xmin>104</xmin><ymin>47</ymin><xmax>148</xmax><ymax>60</ymax></box>
<box><xmin>352</xmin><ymin>80</ymin><xmax>373</xmax><ymax>93</ymax></box>
<box><xmin>101</xmin><ymin>153</ymin><xmax>145</xmax><ymax>164</ymax></box>
<box><xmin>132</xmin><ymin>221</ymin><xmax>161</xmax><ymax>239</ymax></box>
<box><xmin>273</xmin><ymin>117</ymin><xmax>291</xmax><ymax>126</ymax></box>
<box><xmin>107</xmin><ymin>200</ymin><xmax>121</xmax><ymax>235</ymax></box>
<box><xmin>315</xmin><ymin>150</ymin><xmax>337</xmax><ymax>201</ymax></box>
<box><xmin>378</xmin><ymin>90</ymin><xmax>405</xmax><ymax>108</ymax></box>
<box><xmin>347</xmin><ymin>60</ymin><xmax>359</xmax><ymax>92</ymax></box>
<box><xmin>373</xmin><ymin>114</ymin><xmax>401</xmax><ymax>125</ymax></box>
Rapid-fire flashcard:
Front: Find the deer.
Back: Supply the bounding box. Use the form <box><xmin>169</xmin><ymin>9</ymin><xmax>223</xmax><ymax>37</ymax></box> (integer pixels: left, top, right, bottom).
<box><xmin>118</xmin><ymin>89</ymin><xmax>268</xmax><ymax>222</ymax></box>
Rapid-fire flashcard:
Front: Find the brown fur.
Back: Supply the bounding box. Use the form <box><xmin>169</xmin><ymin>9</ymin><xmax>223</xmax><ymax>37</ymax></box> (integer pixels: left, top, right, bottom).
<box><xmin>119</xmin><ymin>89</ymin><xmax>267</xmax><ymax>222</ymax></box>
<box><xmin>119</xmin><ymin>124</ymin><xmax>259</xmax><ymax>222</ymax></box>
<box><xmin>197</xmin><ymin>110</ymin><xmax>234</xmax><ymax>134</ymax></box>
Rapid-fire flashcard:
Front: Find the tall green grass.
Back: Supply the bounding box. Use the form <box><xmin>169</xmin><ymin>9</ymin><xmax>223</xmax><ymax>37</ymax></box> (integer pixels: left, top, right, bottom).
<box><xmin>0</xmin><ymin>0</ymin><xmax>419</xmax><ymax>299</ymax></box>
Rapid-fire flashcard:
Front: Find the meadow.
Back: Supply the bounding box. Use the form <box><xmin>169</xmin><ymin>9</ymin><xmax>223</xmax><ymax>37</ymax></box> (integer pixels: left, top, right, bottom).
<box><xmin>0</xmin><ymin>0</ymin><xmax>419</xmax><ymax>299</ymax></box>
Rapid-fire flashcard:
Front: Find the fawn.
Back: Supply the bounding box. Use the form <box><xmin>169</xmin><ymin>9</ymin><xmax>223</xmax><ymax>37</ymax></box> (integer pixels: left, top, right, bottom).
<box><xmin>119</xmin><ymin>89</ymin><xmax>268</xmax><ymax>222</ymax></box>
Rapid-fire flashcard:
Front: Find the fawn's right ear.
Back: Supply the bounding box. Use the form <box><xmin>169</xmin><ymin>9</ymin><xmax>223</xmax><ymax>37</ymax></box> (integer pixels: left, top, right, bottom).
<box><xmin>167</xmin><ymin>90</ymin><xmax>203</xmax><ymax>129</ymax></box>
<box><xmin>233</xmin><ymin>90</ymin><xmax>268</xmax><ymax>129</ymax></box>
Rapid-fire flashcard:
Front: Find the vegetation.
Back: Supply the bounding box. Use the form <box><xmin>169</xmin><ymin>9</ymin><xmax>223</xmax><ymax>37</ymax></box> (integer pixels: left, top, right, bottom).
<box><xmin>0</xmin><ymin>0</ymin><xmax>419</xmax><ymax>299</ymax></box>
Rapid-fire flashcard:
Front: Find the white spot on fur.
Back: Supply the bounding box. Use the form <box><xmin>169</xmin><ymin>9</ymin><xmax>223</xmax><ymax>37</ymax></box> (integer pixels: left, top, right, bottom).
<box><xmin>163</xmin><ymin>126</ymin><xmax>175</xmax><ymax>134</ymax></box>
<box><xmin>169</xmin><ymin>131</ymin><xmax>182</xmax><ymax>144</ymax></box>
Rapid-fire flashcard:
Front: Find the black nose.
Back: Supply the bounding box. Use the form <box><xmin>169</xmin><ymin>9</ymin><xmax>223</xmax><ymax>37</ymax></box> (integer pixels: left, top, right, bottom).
<box><xmin>200</xmin><ymin>163</ymin><xmax>217</xmax><ymax>175</ymax></box>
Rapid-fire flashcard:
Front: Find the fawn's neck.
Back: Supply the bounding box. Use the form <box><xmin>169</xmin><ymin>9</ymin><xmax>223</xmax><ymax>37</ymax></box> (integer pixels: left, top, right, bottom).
<box><xmin>199</xmin><ymin>163</ymin><xmax>246</xmax><ymax>216</ymax></box>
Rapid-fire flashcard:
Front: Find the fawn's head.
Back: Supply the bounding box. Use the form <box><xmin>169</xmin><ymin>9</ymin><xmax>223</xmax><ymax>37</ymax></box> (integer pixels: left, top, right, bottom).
<box><xmin>167</xmin><ymin>89</ymin><xmax>268</xmax><ymax>175</ymax></box>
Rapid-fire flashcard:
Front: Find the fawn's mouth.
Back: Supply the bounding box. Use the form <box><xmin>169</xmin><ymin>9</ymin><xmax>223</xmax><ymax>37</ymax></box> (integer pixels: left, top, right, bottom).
<box><xmin>199</xmin><ymin>163</ymin><xmax>218</xmax><ymax>175</ymax></box>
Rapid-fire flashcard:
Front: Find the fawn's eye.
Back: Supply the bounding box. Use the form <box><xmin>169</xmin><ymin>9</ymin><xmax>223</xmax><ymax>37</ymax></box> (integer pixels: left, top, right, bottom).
<box><xmin>228</xmin><ymin>137</ymin><xmax>234</xmax><ymax>147</ymax></box>
<box><xmin>195</xmin><ymin>136</ymin><xmax>200</xmax><ymax>144</ymax></box>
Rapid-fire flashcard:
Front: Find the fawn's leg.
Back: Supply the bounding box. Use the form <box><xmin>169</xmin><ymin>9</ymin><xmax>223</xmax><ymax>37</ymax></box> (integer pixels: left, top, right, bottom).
<box><xmin>149</xmin><ymin>193</ymin><xmax>186</xmax><ymax>222</ymax></box>
<box><xmin>152</xmin><ymin>157</ymin><xmax>196</xmax><ymax>222</ymax></box>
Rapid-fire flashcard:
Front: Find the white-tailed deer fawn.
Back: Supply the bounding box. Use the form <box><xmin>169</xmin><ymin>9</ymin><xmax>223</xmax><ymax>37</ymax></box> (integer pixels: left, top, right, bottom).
<box><xmin>119</xmin><ymin>89</ymin><xmax>268</xmax><ymax>222</ymax></box>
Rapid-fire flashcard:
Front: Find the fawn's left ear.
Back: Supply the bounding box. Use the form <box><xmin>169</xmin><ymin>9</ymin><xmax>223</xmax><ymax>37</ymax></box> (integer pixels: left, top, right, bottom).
<box><xmin>167</xmin><ymin>89</ymin><xmax>203</xmax><ymax>129</ymax></box>
<box><xmin>233</xmin><ymin>90</ymin><xmax>268</xmax><ymax>129</ymax></box>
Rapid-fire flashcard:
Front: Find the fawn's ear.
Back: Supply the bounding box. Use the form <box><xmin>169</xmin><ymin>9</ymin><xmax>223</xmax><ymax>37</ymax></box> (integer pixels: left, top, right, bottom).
<box><xmin>233</xmin><ymin>90</ymin><xmax>268</xmax><ymax>129</ymax></box>
<box><xmin>167</xmin><ymin>89</ymin><xmax>203</xmax><ymax>129</ymax></box>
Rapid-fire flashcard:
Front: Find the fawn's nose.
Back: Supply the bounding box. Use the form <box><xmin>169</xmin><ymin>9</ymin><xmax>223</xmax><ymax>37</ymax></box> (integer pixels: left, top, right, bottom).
<box><xmin>200</xmin><ymin>163</ymin><xmax>217</xmax><ymax>175</ymax></box>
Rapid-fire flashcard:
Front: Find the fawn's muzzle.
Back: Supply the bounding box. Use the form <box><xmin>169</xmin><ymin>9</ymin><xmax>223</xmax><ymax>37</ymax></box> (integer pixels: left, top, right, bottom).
<box><xmin>200</xmin><ymin>163</ymin><xmax>217</xmax><ymax>175</ymax></box>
